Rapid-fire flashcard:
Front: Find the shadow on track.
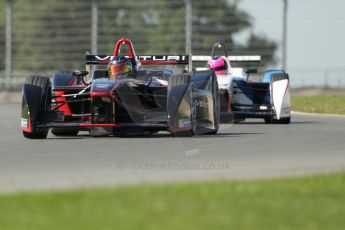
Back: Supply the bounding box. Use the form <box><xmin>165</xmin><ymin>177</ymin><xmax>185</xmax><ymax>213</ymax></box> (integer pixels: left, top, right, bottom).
<box><xmin>46</xmin><ymin>132</ymin><xmax>263</xmax><ymax>139</ymax></box>
<box><xmin>196</xmin><ymin>132</ymin><xmax>264</xmax><ymax>138</ymax></box>
<box><xmin>233</xmin><ymin>121</ymin><xmax>321</xmax><ymax>125</ymax></box>
<box><xmin>290</xmin><ymin>121</ymin><xmax>321</xmax><ymax>124</ymax></box>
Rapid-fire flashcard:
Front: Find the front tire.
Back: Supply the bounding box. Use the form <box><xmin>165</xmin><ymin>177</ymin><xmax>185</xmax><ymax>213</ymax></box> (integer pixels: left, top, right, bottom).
<box><xmin>169</xmin><ymin>74</ymin><xmax>196</xmax><ymax>137</ymax></box>
<box><xmin>22</xmin><ymin>75</ymin><xmax>51</xmax><ymax>139</ymax></box>
<box><xmin>275</xmin><ymin>117</ymin><xmax>291</xmax><ymax>124</ymax></box>
<box><xmin>208</xmin><ymin>73</ymin><xmax>220</xmax><ymax>135</ymax></box>
<box><xmin>264</xmin><ymin>117</ymin><xmax>272</xmax><ymax>124</ymax></box>
<box><xmin>173</xmin><ymin>93</ymin><xmax>196</xmax><ymax>137</ymax></box>
<box><xmin>266</xmin><ymin>116</ymin><xmax>291</xmax><ymax>124</ymax></box>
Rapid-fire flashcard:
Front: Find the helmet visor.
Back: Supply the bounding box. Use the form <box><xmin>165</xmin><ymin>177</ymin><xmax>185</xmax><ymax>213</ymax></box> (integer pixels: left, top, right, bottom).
<box><xmin>108</xmin><ymin>63</ymin><xmax>129</xmax><ymax>78</ymax></box>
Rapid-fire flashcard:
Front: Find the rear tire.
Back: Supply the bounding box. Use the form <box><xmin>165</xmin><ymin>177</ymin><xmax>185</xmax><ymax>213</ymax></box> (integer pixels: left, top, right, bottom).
<box><xmin>275</xmin><ymin>117</ymin><xmax>291</xmax><ymax>124</ymax></box>
<box><xmin>264</xmin><ymin>117</ymin><xmax>272</xmax><ymax>124</ymax></box>
<box><xmin>22</xmin><ymin>75</ymin><xmax>51</xmax><ymax>139</ymax></box>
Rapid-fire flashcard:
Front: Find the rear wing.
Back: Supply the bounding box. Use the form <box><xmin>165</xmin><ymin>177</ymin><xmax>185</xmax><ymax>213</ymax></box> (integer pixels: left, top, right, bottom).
<box><xmin>86</xmin><ymin>55</ymin><xmax>189</xmax><ymax>66</ymax></box>
<box><xmin>191</xmin><ymin>55</ymin><xmax>261</xmax><ymax>62</ymax></box>
<box><xmin>192</xmin><ymin>55</ymin><xmax>261</xmax><ymax>68</ymax></box>
<box><xmin>85</xmin><ymin>55</ymin><xmax>261</xmax><ymax>68</ymax></box>
<box><xmin>86</xmin><ymin>38</ymin><xmax>260</xmax><ymax>69</ymax></box>
<box><xmin>86</xmin><ymin>38</ymin><xmax>191</xmax><ymax>73</ymax></box>
<box><xmin>86</xmin><ymin>38</ymin><xmax>260</xmax><ymax>73</ymax></box>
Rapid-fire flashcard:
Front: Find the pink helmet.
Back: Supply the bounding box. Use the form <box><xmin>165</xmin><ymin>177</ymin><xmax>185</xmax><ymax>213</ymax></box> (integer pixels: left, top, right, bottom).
<box><xmin>208</xmin><ymin>57</ymin><xmax>228</xmax><ymax>75</ymax></box>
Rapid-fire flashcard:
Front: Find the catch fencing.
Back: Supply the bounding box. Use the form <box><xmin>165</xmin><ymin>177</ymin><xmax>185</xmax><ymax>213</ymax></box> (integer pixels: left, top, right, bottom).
<box><xmin>0</xmin><ymin>0</ymin><xmax>343</xmax><ymax>89</ymax></box>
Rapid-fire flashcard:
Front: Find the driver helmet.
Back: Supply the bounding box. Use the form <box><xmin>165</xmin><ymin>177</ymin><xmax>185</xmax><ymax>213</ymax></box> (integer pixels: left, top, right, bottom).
<box><xmin>208</xmin><ymin>56</ymin><xmax>228</xmax><ymax>75</ymax></box>
<box><xmin>107</xmin><ymin>56</ymin><xmax>133</xmax><ymax>80</ymax></box>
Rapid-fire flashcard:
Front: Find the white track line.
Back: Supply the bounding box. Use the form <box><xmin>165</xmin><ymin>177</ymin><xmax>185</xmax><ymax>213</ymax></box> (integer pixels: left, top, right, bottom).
<box><xmin>292</xmin><ymin>111</ymin><xmax>345</xmax><ymax>118</ymax></box>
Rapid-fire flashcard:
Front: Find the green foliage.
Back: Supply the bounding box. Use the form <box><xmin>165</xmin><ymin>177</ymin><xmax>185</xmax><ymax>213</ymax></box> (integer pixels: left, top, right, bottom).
<box><xmin>191</xmin><ymin>0</ymin><xmax>251</xmax><ymax>53</ymax></box>
<box><xmin>0</xmin><ymin>0</ymin><xmax>277</xmax><ymax>72</ymax></box>
<box><xmin>240</xmin><ymin>33</ymin><xmax>278</xmax><ymax>65</ymax></box>
<box><xmin>97</xmin><ymin>0</ymin><xmax>187</xmax><ymax>55</ymax></box>
<box><xmin>0</xmin><ymin>173</ymin><xmax>345</xmax><ymax>229</ymax></box>
<box><xmin>12</xmin><ymin>0</ymin><xmax>91</xmax><ymax>70</ymax></box>
<box><xmin>0</xmin><ymin>0</ymin><xmax>6</xmax><ymax>71</ymax></box>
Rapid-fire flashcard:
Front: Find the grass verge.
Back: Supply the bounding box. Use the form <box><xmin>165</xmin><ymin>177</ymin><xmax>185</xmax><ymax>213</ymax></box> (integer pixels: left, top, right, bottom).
<box><xmin>0</xmin><ymin>173</ymin><xmax>345</xmax><ymax>230</ymax></box>
<box><xmin>292</xmin><ymin>95</ymin><xmax>345</xmax><ymax>115</ymax></box>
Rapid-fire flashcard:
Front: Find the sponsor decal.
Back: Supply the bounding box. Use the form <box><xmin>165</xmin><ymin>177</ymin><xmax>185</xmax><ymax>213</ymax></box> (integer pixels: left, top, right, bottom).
<box><xmin>196</xmin><ymin>100</ymin><xmax>208</xmax><ymax>109</ymax></box>
<box><xmin>95</xmin><ymin>55</ymin><xmax>111</xmax><ymax>61</ymax></box>
<box><xmin>90</xmin><ymin>55</ymin><xmax>188</xmax><ymax>65</ymax></box>
<box><xmin>179</xmin><ymin>118</ymin><xmax>191</xmax><ymax>128</ymax></box>
<box><xmin>93</xmin><ymin>55</ymin><xmax>187</xmax><ymax>62</ymax></box>
<box><xmin>139</xmin><ymin>55</ymin><xmax>187</xmax><ymax>61</ymax></box>
<box><xmin>21</xmin><ymin>118</ymin><xmax>28</xmax><ymax>128</ymax></box>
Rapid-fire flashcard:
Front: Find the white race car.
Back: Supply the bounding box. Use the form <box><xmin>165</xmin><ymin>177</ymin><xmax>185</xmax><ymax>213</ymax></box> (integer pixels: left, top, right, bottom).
<box><xmin>193</xmin><ymin>42</ymin><xmax>291</xmax><ymax>124</ymax></box>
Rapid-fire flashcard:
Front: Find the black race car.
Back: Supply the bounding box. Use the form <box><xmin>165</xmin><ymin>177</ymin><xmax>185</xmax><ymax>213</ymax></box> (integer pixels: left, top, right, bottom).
<box><xmin>21</xmin><ymin>38</ymin><xmax>220</xmax><ymax>138</ymax></box>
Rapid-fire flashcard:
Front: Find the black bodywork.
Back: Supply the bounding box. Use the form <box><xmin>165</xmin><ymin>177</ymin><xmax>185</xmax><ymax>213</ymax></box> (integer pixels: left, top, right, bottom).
<box><xmin>21</xmin><ymin>38</ymin><xmax>219</xmax><ymax>138</ymax></box>
<box><xmin>231</xmin><ymin>80</ymin><xmax>274</xmax><ymax>119</ymax></box>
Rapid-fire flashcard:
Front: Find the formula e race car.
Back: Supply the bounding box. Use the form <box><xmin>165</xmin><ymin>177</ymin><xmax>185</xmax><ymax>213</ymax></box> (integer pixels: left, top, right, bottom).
<box><xmin>21</xmin><ymin>38</ymin><xmax>220</xmax><ymax>138</ymax></box>
<box><xmin>193</xmin><ymin>42</ymin><xmax>291</xmax><ymax>124</ymax></box>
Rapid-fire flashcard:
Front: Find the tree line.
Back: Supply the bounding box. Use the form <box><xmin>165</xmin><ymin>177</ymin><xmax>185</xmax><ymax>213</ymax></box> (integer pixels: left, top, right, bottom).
<box><xmin>0</xmin><ymin>0</ymin><xmax>276</xmax><ymax>72</ymax></box>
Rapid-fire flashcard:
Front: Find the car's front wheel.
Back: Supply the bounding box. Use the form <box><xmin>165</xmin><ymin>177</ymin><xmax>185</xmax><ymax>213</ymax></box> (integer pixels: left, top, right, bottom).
<box><xmin>22</xmin><ymin>75</ymin><xmax>51</xmax><ymax>139</ymax></box>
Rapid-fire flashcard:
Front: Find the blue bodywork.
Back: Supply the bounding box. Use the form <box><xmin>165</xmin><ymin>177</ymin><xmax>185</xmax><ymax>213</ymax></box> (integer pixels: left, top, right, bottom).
<box><xmin>263</xmin><ymin>70</ymin><xmax>286</xmax><ymax>83</ymax></box>
<box><xmin>231</xmin><ymin>70</ymin><xmax>286</xmax><ymax>119</ymax></box>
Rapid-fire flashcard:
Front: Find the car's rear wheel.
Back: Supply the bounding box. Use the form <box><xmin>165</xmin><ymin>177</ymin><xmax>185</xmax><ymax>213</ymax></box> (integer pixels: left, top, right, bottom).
<box><xmin>266</xmin><ymin>116</ymin><xmax>290</xmax><ymax>124</ymax></box>
<box><xmin>22</xmin><ymin>75</ymin><xmax>51</xmax><ymax>139</ymax></box>
<box><xmin>264</xmin><ymin>117</ymin><xmax>272</xmax><ymax>124</ymax></box>
<box><xmin>274</xmin><ymin>117</ymin><xmax>291</xmax><ymax>124</ymax></box>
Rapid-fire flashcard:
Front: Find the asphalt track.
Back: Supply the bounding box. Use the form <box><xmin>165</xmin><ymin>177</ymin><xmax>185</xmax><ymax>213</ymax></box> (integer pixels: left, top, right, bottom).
<box><xmin>1</xmin><ymin>102</ymin><xmax>345</xmax><ymax>193</ymax></box>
